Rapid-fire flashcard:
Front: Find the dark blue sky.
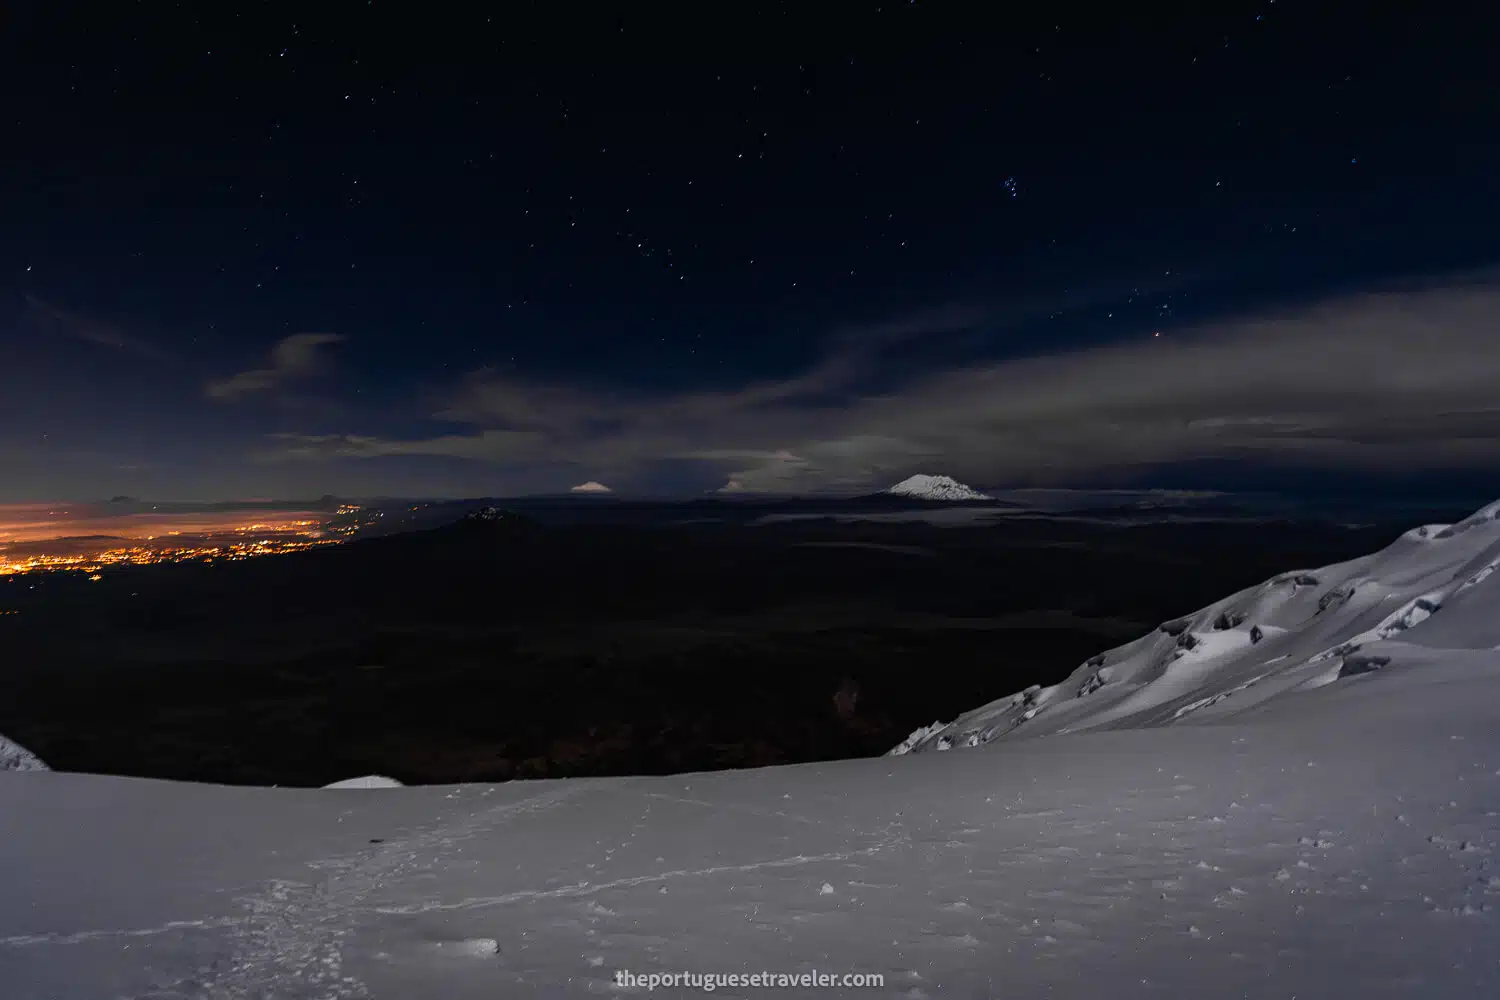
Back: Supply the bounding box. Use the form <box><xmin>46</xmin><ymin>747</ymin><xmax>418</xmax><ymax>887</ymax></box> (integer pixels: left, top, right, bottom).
<box><xmin>3</xmin><ymin>2</ymin><xmax>1498</xmax><ymax>500</ymax></box>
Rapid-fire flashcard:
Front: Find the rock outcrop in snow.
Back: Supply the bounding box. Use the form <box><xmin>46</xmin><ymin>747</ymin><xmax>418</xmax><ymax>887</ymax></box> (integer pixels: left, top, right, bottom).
<box><xmin>0</xmin><ymin>733</ymin><xmax>48</xmax><ymax>772</ymax></box>
<box><xmin>883</xmin><ymin>474</ymin><xmax>990</xmax><ymax>501</ymax></box>
<box><xmin>894</xmin><ymin>497</ymin><xmax>1500</xmax><ymax>754</ymax></box>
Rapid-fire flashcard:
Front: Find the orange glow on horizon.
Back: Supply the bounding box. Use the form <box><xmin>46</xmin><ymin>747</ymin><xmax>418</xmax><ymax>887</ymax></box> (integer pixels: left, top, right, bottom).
<box><xmin>0</xmin><ymin>504</ymin><xmax>364</xmax><ymax>578</ymax></box>
<box><xmin>0</xmin><ymin>505</ymin><xmax>329</xmax><ymax>544</ymax></box>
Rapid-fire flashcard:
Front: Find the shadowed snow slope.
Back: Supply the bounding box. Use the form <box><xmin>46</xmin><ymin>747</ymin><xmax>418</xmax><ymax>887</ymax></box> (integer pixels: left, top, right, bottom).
<box><xmin>2</xmin><ymin>507</ymin><xmax>1500</xmax><ymax>997</ymax></box>
<box><xmin>893</xmin><ymin>497</ymin><xmax>1500</xmax><ymax>754</ymax></box>
<box><xmin>0</xmin><ymin>733</ymin><xmax>47</xmax><ymax>772</ymax></box>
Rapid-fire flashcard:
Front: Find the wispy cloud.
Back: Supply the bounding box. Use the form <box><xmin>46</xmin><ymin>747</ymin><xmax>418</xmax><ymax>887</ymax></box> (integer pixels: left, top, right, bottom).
<box><xmin>206</xmin><ymin>333</ymin><xmax>345</xmax><ymax>400</ymax></box>
<box><xmin>265</xmin><ymin>428</ymin><xmax>543</xmax><ymax>460</ymax></box>
<box><xmin>23</xmin><ymin>295</ymin><xmax>177</xmax><ymax>362</ymax></box>
<box><xmin>262</xmin><ymin>273</ymin><xmax>1500</xmax><ymax>493</ymax></box>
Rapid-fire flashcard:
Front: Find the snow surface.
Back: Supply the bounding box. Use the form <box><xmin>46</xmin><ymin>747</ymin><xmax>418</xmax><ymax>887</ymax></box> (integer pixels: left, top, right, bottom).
<box><xmin>3</xmin><ymin>501</ymin><xmax>1500</xmax><ymax>997</ymax></box>
<box><xmin>894</xmin><ymin>496</ymin><xmax>1500</xmax><ymax>753</ymax></box>
<box><xmin>883</xmin><ymin>474</ymin><xmax>990</xmax><ymax>501</ymax></box>
<box><xmin>324</xmin><ymin>775</ymin><xmax>406</xmax><ymax>789</ymax></box>
<box><xmin>0</xmin><ymin>733</ymin><xmax>47</xmax><ymax>772</ymax></box>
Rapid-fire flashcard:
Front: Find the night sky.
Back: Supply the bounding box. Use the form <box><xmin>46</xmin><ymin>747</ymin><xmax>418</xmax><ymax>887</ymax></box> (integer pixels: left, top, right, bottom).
<box><xmin>3</xmin><ymin>3</ymin><xmax>1498</xmax><ymax>501</ymax></box>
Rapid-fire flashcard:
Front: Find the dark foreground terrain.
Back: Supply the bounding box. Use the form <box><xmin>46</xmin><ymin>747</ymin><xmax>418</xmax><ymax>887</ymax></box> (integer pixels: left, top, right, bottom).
<box><xmin>0</xmin><ymin>505</ymin><xmax>1462</xmax><ymax>785</ymax></box>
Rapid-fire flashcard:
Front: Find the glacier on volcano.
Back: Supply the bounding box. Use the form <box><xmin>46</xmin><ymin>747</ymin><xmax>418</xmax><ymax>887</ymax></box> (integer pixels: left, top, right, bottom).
<box><xmin>882</xmin><ymin>474</ymin><xmax>991</xmax><ymax>501</ymax></box>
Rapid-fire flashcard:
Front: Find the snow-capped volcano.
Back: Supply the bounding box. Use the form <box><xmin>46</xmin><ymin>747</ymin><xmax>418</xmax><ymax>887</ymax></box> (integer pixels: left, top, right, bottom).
<box><xmin>883</xmin><ymin>474</ymin><xmax>990</xmax><ymax>501</ymax></box>
<box><xmin>894</xmin><ymin>496</ymin><xmax>1500</xmax><ymax>754</ymax></box>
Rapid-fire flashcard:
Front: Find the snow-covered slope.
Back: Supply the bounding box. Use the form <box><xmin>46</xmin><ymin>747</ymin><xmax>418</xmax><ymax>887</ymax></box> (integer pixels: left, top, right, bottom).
<box><xmin>0</xmin><ymin>733</ymin><xmax>47</xmax><ymax>772</ymax></box>
<box><xmin>883</xmin><ymin>474</ymin><xmax>990</xmax><ymax>501</ymax></box>
<box><xmin>894</xmin><ymin>497</ymin><xmax>1500</xmax><ymax>754</ymax></box>
<box><xmin>3</xmin><ymin>504</ymin><xmax>1500</xmax><ymax>998</ymax></box>
<box><xmin>3</xmin><ymin>662</ymin><xmax>1498</xmax><ymax>998</ymax></box>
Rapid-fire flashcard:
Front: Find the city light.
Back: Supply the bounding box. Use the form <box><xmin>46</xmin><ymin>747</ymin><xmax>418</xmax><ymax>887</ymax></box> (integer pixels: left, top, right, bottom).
<box><xmin>0</xmin><ymin>537</ymin><xmax>342</xmax><ymax>577</ymax></box>
<box><xmin>0</xmin><ymin>510</ymin><xmax>370</xmax><ymax>579</ymax></box>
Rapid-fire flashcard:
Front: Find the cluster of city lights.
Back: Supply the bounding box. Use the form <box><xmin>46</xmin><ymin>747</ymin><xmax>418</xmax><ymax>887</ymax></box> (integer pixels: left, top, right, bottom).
<box><xmin>231</xmin><ymin>519</ymin><xmax>323</xmax><ymax>533</ymax></box>
<box><xmin>0</xmin><ymin>508</ymin><xmax>372</xmax><ymax>580</ymax></box>
<box><xmin>0</xmin><ymin>537</ymin><xmax>340</xmax><ymax>579</ymax></box>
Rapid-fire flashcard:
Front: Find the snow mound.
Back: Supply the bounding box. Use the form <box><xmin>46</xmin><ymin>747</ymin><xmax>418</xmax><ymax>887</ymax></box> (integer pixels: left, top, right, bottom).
<box><xmin>884</xmin><ymin>474</ymin><xmax>990</xmax><ymax>501</ymax></box>
<box><xmin>0</xmin><ymin>733</ymin><xmax>48</xmax><ymax>772</ymax></box>
<box><xmin>894</xmin><ymin>496</ymin><xmax>1500</xmax><ymax>753</ymax></box>
<box><xmin>322</xmin><ymin>774</ymin><xmax>404</xmax><ymax>789</ymax></box>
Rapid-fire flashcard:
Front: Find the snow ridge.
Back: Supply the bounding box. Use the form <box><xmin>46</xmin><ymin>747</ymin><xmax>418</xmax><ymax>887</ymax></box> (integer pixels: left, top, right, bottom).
<box><xmin>893</xmin><ymin>495</ymin><xmax>1500</xmax><ymax>754</ymax></box>
<box><xmin>884</xmin><ymin>474</ymin><xmax>990</xmax><ymax>501</ymax></box>
<box><xmin>0</xmin><ymin>733</ymin><xmax>48</xmax><ymax>772</ymax></box>
<box><xmin>323</xmin><ymin>775</ymin><xmax>404</xmax><ymax>789</ymax></box>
